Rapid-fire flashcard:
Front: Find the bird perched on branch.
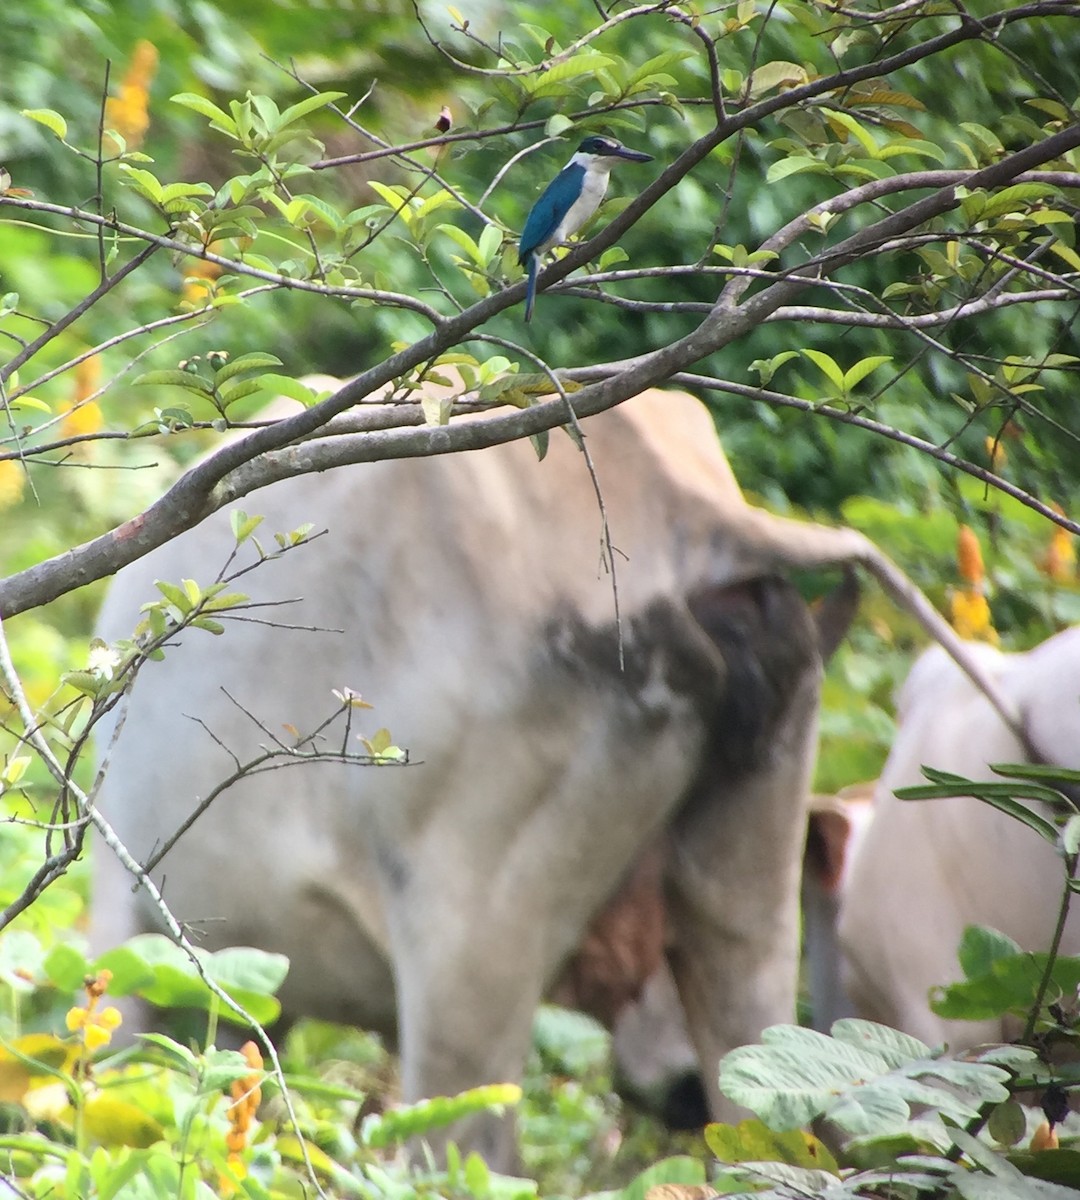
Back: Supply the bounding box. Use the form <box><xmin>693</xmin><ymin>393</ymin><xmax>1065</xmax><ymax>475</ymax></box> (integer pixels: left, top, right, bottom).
<box><xmin>517</xmin><ymin>135</ymin><xmax>653</xmax><ymax>322</ymax></box>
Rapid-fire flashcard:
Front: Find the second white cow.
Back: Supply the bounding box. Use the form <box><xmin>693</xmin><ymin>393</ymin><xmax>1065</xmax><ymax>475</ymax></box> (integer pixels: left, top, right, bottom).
<box><xmin>836</xmin><ymin>626</ymin><xmax>1080</xmax><ymax>1048</ymax></box>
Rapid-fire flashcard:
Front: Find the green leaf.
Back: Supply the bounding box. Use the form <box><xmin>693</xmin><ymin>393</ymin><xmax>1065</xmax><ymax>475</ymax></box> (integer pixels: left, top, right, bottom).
<box><xmin>719</xmin><ymin>1024</ymin><xmax>899</xmax><ymax>1129</ymax></box>
<box><xmin>43</xmin><ymin>942</ymin><xmax>90</xmax><ymax>990</ymax></box>
<box><xmin>830</xmin><ymin>1019</ymin><xmax>933</xmax><ymax>1068</ymax></box>
<box><xmin>747</xmin><ymin>61</ymin><xmax>808</xmax><ymax>100</ymax></box>
<box><xmin>627</xmin><ymin>49</ymin><xmax>693</xmax><ymax>91</ymax></box>
<box><xmin>957</xmin><ymin>925</ymin><xmax>1022</xmax><ymax>980</ymax></box>
<box><xmin>257</xmin><ymin>373</ymin><xmax>322</xmax><ymax>407</ymax></box>
<box><xmin>897</xmin><ymin>769</ymin><xmax>1064</xmax><ymax>845</ymax></box>
<box><xmin>598</xmin><ymin>245</ymin><xmax>629</xmax><ymax>269</ymax></box>
<box><xmin>277</xmin><ymin>90</ymin><xmax>347</xmax><ymax>128</ymax></box>
<box><xmin>158</xmin><ymin>181</ymin><xmax>215</xmax><ymax>205</ymax></box>
<box><xmin>421</xmin><ymin>392</ymin><xmax>453</xmax><ymax>426</ymax></box>
<box><xmin>802</xmin><ymin>349</ymin><xmax>846</xmax><ymax>391</ymax></box>
<box><xmin>96</xmin><ymin>934</ymin><xmax>287</xmax><ymax>1024</ymax></box>
<box><xmin>230</xmin><ymin>511</ymin><xmax>265</xmax><ymax>544</ymax></box>
<box><xmin>766</xmin><ymin>155</ymin><xmax>827</xmax><ymax>184</ymax></box>
<box><xmin>993</xmin><ymin>762</ymin><xmax>1080</xmax><ymax>787</ymax></box>
<box><xmin>171</xmin><ymin>92</ymin><xmax>237</xmax><ymax>135</ymax></box>
<box><xmin>1062</xmin><ymin>814</ymin><xmax>1080</xmax><ymax>855</ymax></box>
<box><xmin>980</xmin><ymin>182</ymin><xmax>1063</xmax><ymax>221</ymax></box>
<box><xmin>21</xmin><ymin>108</ymin><xmax>67</xmax><ymax>139</ymax></box>
<box><xmin>416</xmin><ymin>189</ymin><xmax>460</xmax><ymax>220</ymax></box>
<box><xmin>213</xmin><ymin>352</ymin><xmax>284</xmax><ymax>384</ymax></box>
<box><xmin>438</xmin><ymin>223</ymin><xmax>484</xmax><ymax>267</ymax></box>
<box><xmin>878</xmin><ymin>138</ymin><xmax>948</xmax><ymax>164</ymax></box>
<box><xmin>477</xmin><ymin>223</ymin><xmax>503</xmax><ymax>266</ymax></box>
<box><xmin>823</xmin><ymin>108</ymin><xmax>881</xmax><ymax>156</ymax></box>
<box><xmin>1</xmin><ymin>755</ymin><xmax>31</xmax><ymax>785</ymax></box>
<box><xmin>153</xmin><ymin>579</ymin><xmax>193</xmax><ymax>614</ymax></box>
<box><xmin>932</xmin><ymin>946</ymin><xmax>1080</xmax><ymax>1021</ymax></box>
<box><xmin>750</xmin><ymin>350</ymin><xmax>800</xmax><ymax>386</ymax></box>
<box><xmin>842</xmin><ymin>355</ymin><xmax>892</xmax><ymax>390</ymax></box>
<box><xmin>524</xmin><ymin>54</ymin><xmax>616</xmax><ymax>100</ymax></box>
<box><xmin>115</xmin><ymin>165</ymin><xmax>165</xmax><ymax>204</ymax></box>
<box><xmin>362</xmin><ymin>1084</ymin><xmax>521</xmax><ymax>1147</ymax></box>
<box><xmin>216</xmin><ymin>378</ymin><xmax>266</xmax><ymax>407</ymax></box>
<box><xmin>1050</xmin><ymin>239</ymin><xmax>1080</xmax><ymax>272</ymax></box>
<box><xmin>134</xmin><ymin>369</ymin><xmax>215</xmax><ymax>396</ymax></box>
<box><xmin>988</xmin><ymin>1099</ymin><xmax>1026</xmax><ymax>1146</ymax></box>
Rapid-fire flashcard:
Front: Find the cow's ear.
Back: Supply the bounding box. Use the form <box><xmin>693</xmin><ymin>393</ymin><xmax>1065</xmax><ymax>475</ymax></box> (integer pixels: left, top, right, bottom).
<box><xmin>805</xmin><ymin>807</ymin><xmax>853</xmax><ymax>894</ymax></box>
<box><xmin>812</xmin><ymin>567</ymin><xmax>860</xmax><ymax>662</ymax></box>
<box><xmin>686</xmin><ymin>576</ymin><xmax>818</xmax><ymax>685</ymax></box>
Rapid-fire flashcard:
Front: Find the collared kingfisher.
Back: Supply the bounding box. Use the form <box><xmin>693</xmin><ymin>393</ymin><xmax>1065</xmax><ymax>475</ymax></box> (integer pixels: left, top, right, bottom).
<box><xmin>518</xmin><ymin>135</ymin><xmax>653</xmax><ymax>322</ymax></box>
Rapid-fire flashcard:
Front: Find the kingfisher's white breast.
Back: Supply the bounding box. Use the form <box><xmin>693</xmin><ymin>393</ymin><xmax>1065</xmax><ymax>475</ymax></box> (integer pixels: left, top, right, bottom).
<box><xmin>552</xmin><ymin>162</ymin><xmax>611</xmax><ymax>247</ymax></box>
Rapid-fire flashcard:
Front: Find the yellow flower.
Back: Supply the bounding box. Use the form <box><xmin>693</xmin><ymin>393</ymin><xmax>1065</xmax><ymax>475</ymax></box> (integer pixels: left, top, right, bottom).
<box><xmin>0</xmin><ymin>458</ymin><xmax>26</xmax><ymax>509</ymax></box>
<box><xmin>179</xmin><ymin>248</ymin><xmax>225</xmax><ymax>307</ymax></box>
<box><xmin>66</xmin><ymin>970</ymin><xmax>123</xmax><ymax>1053</ymax></box>
<box><xmin>82</xmin><ymin>1010</ymin><xmax>122</xmax><ymax>1051</ymax></box>
<box><xmin>180</xmin><ymin>262</ymin><xmax>221</xmax><ymax>305</ymax></box>
<box><xmin>956</xmin><ymin>524</ymin><xmax>985</xmax><ymax>587</ymax></box>
<box><xmin>1042</xmin><ymin>505</ymin><xmax>1076</xmax><ymax>582</ymax></box>
<box><xmin>221</xmin><ymin>1040</ymin><xmax>264</xmax><ymax>1194</ymax></box>
<box><xmin>104</xmin><ymin>41</ymin><xmax>159</xmax><ymax>151</ymax></box>
<box><xmin>984</xmin><ymin>434</ymin><xmax>1007</xmax><ymax>470</ymax></box>
<box><xmin>949</xmin><ymin>589</ymin><xmax>999</xmax><ymax>644</ymax></box>
<box><xmin>60</xmin><ymin>401</ymin><xmax>104</xmax><ymax>441</ymax></box>
<box><xmin>60</xmin><ymin>355</ymin><xmax>105</xmax><ymax>445</ymax></box>
<box><xmin>65</xmin><ymin>1006</ymin><xmax>89</xmax><ymax>1033</ymax></box>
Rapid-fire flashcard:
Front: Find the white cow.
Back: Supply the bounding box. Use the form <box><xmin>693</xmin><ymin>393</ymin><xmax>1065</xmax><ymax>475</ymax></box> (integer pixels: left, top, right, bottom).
<box><xmin>89</xmin><ymin>378</ymin><xmax>1000</xmax><ymax>1163</ymax></box>
<box><xmin>835</xmin><ymin>627</ymin><xmax>1080</xmax><ymax>1049</ymax></box>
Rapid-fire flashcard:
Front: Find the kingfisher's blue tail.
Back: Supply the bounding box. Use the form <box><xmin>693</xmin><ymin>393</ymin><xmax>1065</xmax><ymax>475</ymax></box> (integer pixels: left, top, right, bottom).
<box><xmin>524</xmin><ymin>254</ymin><xmax>538</xmax><ymax>322</ymax></box>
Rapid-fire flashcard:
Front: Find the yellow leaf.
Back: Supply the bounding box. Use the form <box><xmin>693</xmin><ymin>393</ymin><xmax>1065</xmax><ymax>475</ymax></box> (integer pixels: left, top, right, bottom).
<box><xmin>0</xmin><ymin>1060</ymin><xmax>31</xmax><ymax>1104</ymax></box>
<box><xmin>83</xmin><ymin>1094</ymin><xmax>165</xmax><ymax>1148</ymax></box>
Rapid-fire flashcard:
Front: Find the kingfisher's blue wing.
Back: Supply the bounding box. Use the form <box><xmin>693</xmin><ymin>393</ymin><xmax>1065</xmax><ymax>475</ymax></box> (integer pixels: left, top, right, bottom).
<box><xmin>518</xmin><ymin>163</ymin><xmax>584</xmax><ymax>262</ymax></box>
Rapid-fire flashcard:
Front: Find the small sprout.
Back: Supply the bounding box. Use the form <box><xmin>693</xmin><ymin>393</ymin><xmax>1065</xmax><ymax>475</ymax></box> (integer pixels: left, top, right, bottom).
<box><xmin>806</xmin><ymin>209</ymin><xmax>836</xmax><ymax>233</ymax></box>
<box><xmin>333</xmin><ymin>687</ymin><xmax>374</xmax><ymax>710</ymax></box>
<box><xmin>360</xmin><ymin>727</ymin><xmax>406</xmax><ymax>763</ymax></box>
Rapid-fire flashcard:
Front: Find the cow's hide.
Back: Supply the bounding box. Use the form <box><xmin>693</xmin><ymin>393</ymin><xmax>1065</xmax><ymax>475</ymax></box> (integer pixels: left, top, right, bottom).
<box><xmin>832</xmin><ymin>627</ymin><xmax>1080</xmax><ymax>1048</ymax></box>
<box><xmin>92</xmin><ymin>382</ymin><xmax>858</xmax><ymax>1164</ymax></box>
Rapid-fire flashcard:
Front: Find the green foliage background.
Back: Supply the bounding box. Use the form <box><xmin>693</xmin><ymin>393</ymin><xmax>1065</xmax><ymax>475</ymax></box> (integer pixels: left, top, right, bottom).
<box><xmin>3</xmin><ymin>0</ymin><xmax>1078</xmax><ymax>791</ymax></box>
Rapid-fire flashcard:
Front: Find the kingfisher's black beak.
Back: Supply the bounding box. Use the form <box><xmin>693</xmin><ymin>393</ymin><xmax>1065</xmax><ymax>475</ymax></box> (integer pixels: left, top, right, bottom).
<box><xmin>611</xmin><ymin>146</ymin><xmax>653</xmax><ymax>163</ymax></box>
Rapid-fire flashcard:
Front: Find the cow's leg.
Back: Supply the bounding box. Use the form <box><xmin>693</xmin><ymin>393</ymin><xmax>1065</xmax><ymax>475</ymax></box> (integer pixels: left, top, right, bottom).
<box><xmin>384</xmin><ymin>890</ymin><xmax>546</xmax><ymax>1168</ymax></box>
<box><xmin>665</xmin><ymin>579</ymin><xmax>823</xmax><ymax>1120</ymax></box>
